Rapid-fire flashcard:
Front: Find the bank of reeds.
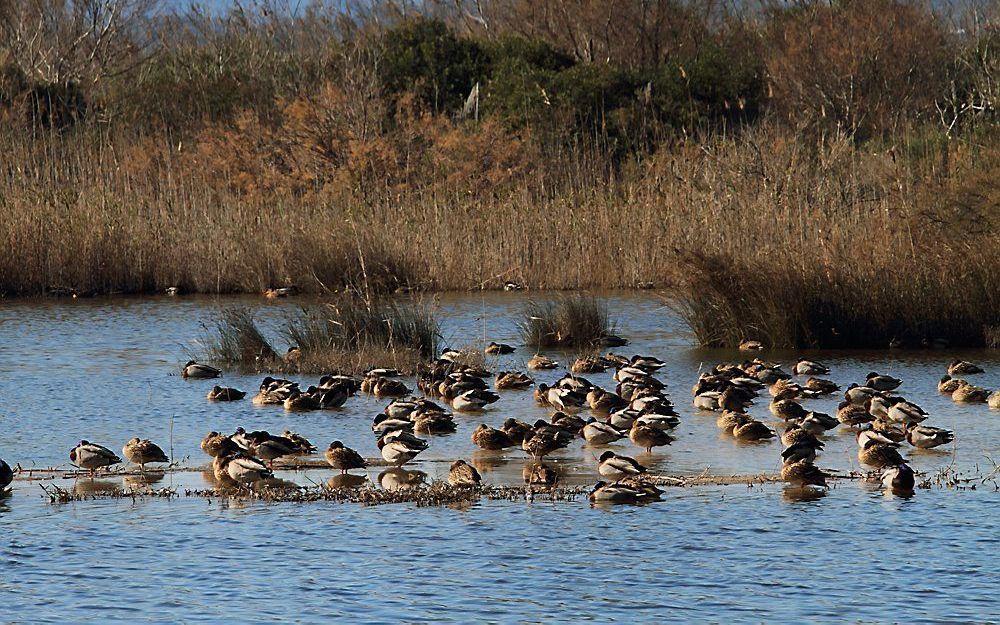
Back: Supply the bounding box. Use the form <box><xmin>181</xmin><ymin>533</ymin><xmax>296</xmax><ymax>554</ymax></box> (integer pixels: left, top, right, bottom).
<box><xmin>203</xmin><ymin>296</ymin><xmax>439</xmax><ymax>374</ymax></box>
<box><xmin>521</xmin><ymin>295</ymin><xmax>615</xmax><ymax>349</ymax></box>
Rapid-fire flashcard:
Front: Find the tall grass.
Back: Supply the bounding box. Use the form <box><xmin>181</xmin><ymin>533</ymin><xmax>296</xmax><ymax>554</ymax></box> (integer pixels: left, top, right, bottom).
<box><xmin>204</xmin><ymin>307</ymin><xmax>280</xmax><ymax>367</ymax></box>
<box><xmin>521</xmin><ymin>295</ymin><xmax>613</xmax><ymax>348</ymax></box>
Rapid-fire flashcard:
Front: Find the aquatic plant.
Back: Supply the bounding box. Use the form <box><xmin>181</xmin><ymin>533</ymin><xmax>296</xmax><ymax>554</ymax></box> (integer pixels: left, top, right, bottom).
<box><xmin>520</xmin><ymin>295</ymin><xmax>615</xmax><ymax>348</ymax></box>
<box><xmin>203</xmin><ymin>307</ymin><xmax>280</xmax><ymax>368</ymax></box>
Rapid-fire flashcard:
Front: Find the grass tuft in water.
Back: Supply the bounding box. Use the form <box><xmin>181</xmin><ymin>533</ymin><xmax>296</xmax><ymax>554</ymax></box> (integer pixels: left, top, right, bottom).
<box><xmin>521</xmin><ymin>295</ymin><xmax>615</xmax><ymax>349</ymax></box>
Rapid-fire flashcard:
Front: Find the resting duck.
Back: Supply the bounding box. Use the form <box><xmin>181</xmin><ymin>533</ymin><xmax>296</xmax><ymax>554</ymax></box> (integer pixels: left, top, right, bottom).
<box><xmin>281</xmin><ymin>431</ymin><xmax>317</xmax><ymax>454</ymax></box>
<box><xmin>69</xmin><ymin>440</ymin><xmax>122</xmax><ymax>477</ymax></box>
<box><xmin>882</xmin><ymin>464</ymin><xmax>915</xmax><ymax>492</ymax></box>
<box><xmin>587</xmin><ymin>388</ymin><xmax>628</xmax><ymax>414</ymax></box>
<box><xmin>283</xmin><ymin>390</ymin><xmax>320</xmax><ymax>412</ymax></box>
<box><xmin>952</xmin><ymin>382</ymin><xmax>990</xmax><ymax>403</ymax></box>
<box><xmin>990</xmin><ymin>391</ymin><xmax>1000</xmax><ymax>409</ymax></box>
<box><xmin>581</xmin><ymin>419</ymin><xmax>625</xmax><ymax>445</ymax></box>
<box><xmin>485</xmin><ymin>342</ymin><xmax>515</xmax><ymax>355</ymax></box>
<box><xmin>781</xmin><ymin>460</ymin><xmax>828</xmax><ymax>488</ymax></box>
<box><xmin>732</xmin><ymin>420</ymin><xmax>776</xmax><ymax>441</ymax></box>
<box><xmin>572</xmin><ymin>356</ymin><xmax>609</xmax><ymax>374</ymax></box>
<box><xmin>182</xmin><ymin>361</ymin><xmax>221</xmax><ymax>379</ymax></box>
<box><xmin>122</xmin><ymin>438</ymin><xmax>169</xmax><ymax>471</ymax></box>
<box><xmin>629</xmin><ymin>422</ymin><xmax>675</xmax><ymax>452</ymax></box>
<box><xmin>597</xmin><ymin>451</ymin><xmax>646</xmax><ymax>479</ymax></box>
<box><xmin>201</xmin><ymin>431</ymin><xmax>238</xmax><ymax>458</ymax></box>
<box><xmin>447</xmin><ymin>460</ymin><xmax>482</xmax><ymax>487</ymax></box>
<box><xmin>938</xmin><ymin>375</ymin><xmax>964</xmax><ymax>395</ymax></box>
<box><xmin>471</xmin><ymin>424</ymin><xmax>516</xmax><ymax>450</ymax></box>
<box><xmin>547</xmin><ymin>387</ymin><xmax>586</xmax><ymax>414</ymax></box>
<box><xmin>452</xmin><ymin>389</ymin><xmax>500</xmax><ymax>412</ymax></box>
<box><xmin>495</xmin><ymin>371</ymin><xmax>533</xmax><ymax>390</ymax></box>
<box><xmin>412</xmin><ymin>411</ymin><xmax>457</xmax><ymax>434</ymax></box>
<box><xmin>251</xmin><ymin>438</ymin><xmax>297</xmax><ymax>469</ymax></box>
<box><xmin>206</xmin><ymin>386</ymin><xmax>246</xmax><ymax>401</ymax></box>
<box><xmin>522</xmin><ymin>426</ymin><xmax>571</xmax><ymax>459</ymax></box>
<box><xmin>858</xmin><ymin>436</ymin><xmax>906</xmax><ymax>469</ymax></box>
<box><xmin>630</xmin><ymin>355</ymin><xmax>666</xmax><ymax>372</ymax></box>
<box><xmin>781</xmin><ymin>424</ymin><xmax>823</xmax><ymax>448</ymax></box>
<box><xmin>948</xmin><ymin>360</ymin><xmax>983</xmax><ymax>376</ymax></box>
<box><xmin>589</xmin><ymin>480</ymin><xmax>659</xmax><ymax>504</ymax></box>
<box><xmin>905</xmin><ymin>424</ymin><xmax>954</xmax><ymax>449</ymax></box>
<box><xmin>373</xmin><ymin>377</ymin><xmax>411</xmax><ymax>398</ymax></box>
<box><xmin>804</xmin><ymin>377</ymin><xmax>839</xmax><ymax>395</ymax></box>
<box><xmin>377</xmin><ymin>430</ymin><xmax>428</xmax><ymax>466</ymax></box>
<box><xmin>781</xmin><ymin>441</ymin><xmax>822</xmax><ymax>464</ymax></box>
<box><xmin>325</xmin><ymin>441</ymin><xmax>366</xmax><ymax>474</ymax></box>
<box><xmin>717</xmin><ymin>411</ymin><xmax>751</xmax><ymax>435</ymax></box>
<box><xmin>500</xmin><ymin>418</ymin><xmax>534</xmax><ymax>445</ymax></box>
<box><xmin>845</xmin><ymin>384</ymin><xmax>882</xmax><ymax>405</ymax></box>
<box><xmin>793</xmin><ymin>359</ymin><xmax>829</xmax><ymax>376</ymax></box>
<box><xmin>527</xmin><ymin>354</ymin><xmax>558</xmax><ymax>370</ymax></box>
<box><xmin>837</xmin><ymin>400</ymin><xmax>874</xmax><ymax>427</ymax></box>
<box><xmin>739</xmin><ymin>340</ymin><xmax>764</xmax><ymax>351</ymax></box>
<box><xmin>609</xmin><ymin>408</ymin><xmax>641</xmax><ymax>430</ymax></box>
<box><xmin>769</xmin><ymin>399</ymin><xmax>807</xmax><ymax>421</ymax></box>
<box><xmin>865</xmin><ymin>372</ymin><xmax>902</xmax><ymax>392</ymax></box>
<box><xmin>0</xmin><ymin>457</ymin><xmax>13</xmax><ymax>492</ymax></box>
<box><xmin>220</xmin><ymin>452</ymin><xmax>273</xmax><ymax>485</ymax></box>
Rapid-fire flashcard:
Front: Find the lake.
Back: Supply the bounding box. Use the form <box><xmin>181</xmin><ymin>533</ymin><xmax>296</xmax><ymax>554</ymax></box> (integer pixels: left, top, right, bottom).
<box><xmin>1</xmin><ymin>292</ymin><xmax>998</xmax><ymax>623</ymax></box>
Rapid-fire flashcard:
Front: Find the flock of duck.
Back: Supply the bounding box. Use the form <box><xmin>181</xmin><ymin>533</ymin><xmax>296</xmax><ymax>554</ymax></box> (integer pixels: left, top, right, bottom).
<box><xmin>0</xmin><ymin>351</ymin><xmax>991</xmax><ymax>504</ymax></box>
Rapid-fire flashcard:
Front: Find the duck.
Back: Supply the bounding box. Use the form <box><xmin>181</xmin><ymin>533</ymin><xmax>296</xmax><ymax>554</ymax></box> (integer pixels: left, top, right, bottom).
<box><xmin>121</xmin><ymin>438</ymin><xmax>169</xmax><ymax>472</ymax></box>
<box><xmin>952</xmin><ymin>382</ymin><xmax>991</xmax><ymax>403</ymax></box>
<box><xmin>471</xmin><ymin>424</ymin><xmax>516</xmax><ymax>450</ymax></box>
<box><xmin>546</xmin><ymin>387</ymin><xmax>586</xmax><ymax>414</ymax></box>
<box><xmin>629</xmin><ymin>422</ymin><xmax>675</xmax><ymax>452</ymax></box>
<box><xmin>522</xmin><ymin>426</ymin><xmax>572</xmax><ymax>459</ymax></box>
<box><xmin>990</xmin><ymin>391</ymin><xmax>1000</xmax><ymax>409</ymax></box>
<box><xmin>948</xmin><ymin>360</ymin><xmax>984</xmax><ymax>376</ymax></box>
<box><xmin>0</xmin><ymin>458</ymin><xmax>13</xmax><ymax>492</ymax></box>
<box><xmin>587</xmin><ymin>388</ymin><xmax>628</xmax><ymax>414</ymax></box>
<box><xmin>373</xmin><ymin>377</ymin><xmax>411</xmax><ymax>398</ymax></box>
<box><xmin>885</xmin><ymin>400</ymin><xmax>928</xmax><ymax>425</ymax></box>
<box><xmin>283</xmin><ymin>390</ymin><xmax>320</xmax><ymax>412</ymax></box>
<box><xmin>781</xmin><ymin>424</ymin><xmax>823</xmax><ymax>448</ymax></box>
<box><xmin>281</xmin><ymin>431</ymin><xmax>317</xmax><ymax>454</ymax></box>
<box><xmin>588</xmin><ymin>480</ymin><xmax>654</xmax><ymax>504</ymax></box>
<box><xmin>845</xmin><ymin>384</ymin><xmax>882</xmax><ymax>405</ymax></box>
<box><xmin>793</xmin><ymin>359</ymin><xmax>829</xmax><ymax>376</ymax></box>
<box><xmin>739</xmin><ymin>340</ymin><xmax>764</xmax><ymax>351</ymax></box>
<box><xmin>717</xmin><ymin>411</ymin><xmax>751</xmax><ymax>435</ymax></box>
<box><xmin>412</xmin><ymin>411</ymin><xmax>457</xmax><ymax>434</ymax></box>
<box><xmin>630</xmin><ymin>355</ymin><xmax>666</xmax><ymax>372</ymax></box>
<box><xmin>206</xmin><ymin>386</ymin><xmax>246</xmax><ymax>401</ymax></box>
<box><xmin>377</xmin><ymin>430</ymin><xmax>428</xmax><ymax>466</ymax></box>
<box><xmin>769</xmin><ymin>399</ymin><xmax>807</xmax><ymax>421</ymax></box>
<box><xmin>523</xmin><ymin>462</ymin><xmax>559</xmax><ymax>486</ymax></box>
<box><xmin>581</xmin><ymin>419</ymin><xmax>625</xmax><ymax>445</ymax></box>
<box><xmin>781</xmin><ymin>441</ymin><xmax>822</xmax><ymax>464</ymax></box>
<box><xmin>221</xmin><ymin>452</ymin><xmax>273</xmax><ymax>485</ymax></box>
<box><xmin>527</xmin><ymin>354</ymin><xmax>558</xmax><ymax>370</ymax></box>
<box><xmin>264</xmin><ymin>286</ymin><xmax>297</xmax><ymax>299</ymax></box>
<box><xmin>372</xmin><ymin>414</ymin><xmax>414</xmax><ymax>435</ymax></box>
<box><xmin>905</xmin><ymin>424</ymin><xmax>954</xmax><ymax>449</ymax></box>
<box><xmin>313</xmin><ymin>384</ymin><xmax>350</xmax><ymax>408</ymax></box>
<box><xmin>837</xmin><ymin>400</ymin><xmax>874</xmax><ymax>427</ymax></box>
<box><xmin>732</xmin><ymin>420</ymin><xmax>776</xmax><ymax>441</ymax></box>
<box><xmin>324</xmin><ymin>441</ymin><xmax>367</xmax><ymax>474</ymax></box>
<box><xmin>182</xmin><ymin>360</ymin><xmax>221</xmax><ymax>379</ymax></box>
<box><xmin>881</xmin><ymin>464</ymin><xmax>915</xmax><ymax>492</ymax></box>
<box><xmin>597</xmin><ymin>451</ymin><xmax>646</xmax><ymax>479</ymax></box>
<box><xmin>572</xmin><ymin>356</ymin><xmax>608</xmax><ymax>374</ymax></box>
<box><xmin>804</xmin><ymin>377</ymin><xmax>839</xmax><ymax>395</ymax></box>
<box><xmin>500</xmin><ymin>418</ymin><xmax>534</xmax><ymax>445</ymax></box>
<box><xmin>551</xmin><ymin>411</ymin><xmax>586</xmax><ymax>433</ymax></box>
<box><xmin>781</xmin><ymin>460</ymin><xmax>829</xmax><ymax>488</ymax></box>
<box><xmin>69</xmin><ymin>441</ymin><xmax>122</xmax><ymax>477</ymax></box>
<box><xmin>693</xmin><ymin>391</ymin><xmax>721</xmax><ymax>411</ymax></box>
<box><xmin>871</xmin><ymin>419</ymin><xmax>907</xmax><ymax>443</ymax></box>
<box><xmin>858</xmin><ymin>437</ymin><xmax>906</xmax><ymax>469</ymax></box>
<box><xmin>938</xmin><ymin>375</ymin><xmax>964</xmax><ymax>394</ymax></box>
<box><xmin>452</xmin><ymin>389</ymin><xmax>500</xmax><ymax>412</ymax></box>
<box><xmin>251</xmin><ymin>438</ymin><xmax>298</xmax><ymax>469</ymax></box>
<box><xmin>200</xmin><ymin>431</ymin><xmax>238</xmax><ymax>458</ymax></box>
<box><xmin>447</xmin><ymin>460</ymin><xmax>482</xmax><ymax>487</ymax></box>
<box><xmin>485</xmin><ymin>342</ymin><xmax>515</xmax><ymax>355</ymax></box>
<box><xmin>801</xmin><ymin>411</ymin><xmax>838</xmax><ymax>431</ymax></box>
<box><xmin>634</xmin><ymin>413</ymin><xmax>680</xmax><ymax>431</ymax></box>
<box><xmin>609</xmin><ymin>408</ymin><xmax>641</xmax><ymax>430</ymax></box>
<box><xmin>495</xmin><ymin>371</ymin><xmax>533</xmax><ymax>390</ymax></box>
<box><xmin>865</xmin><ymin>372</ymin><xmax>902</xmax><ymax>392</ymax></box>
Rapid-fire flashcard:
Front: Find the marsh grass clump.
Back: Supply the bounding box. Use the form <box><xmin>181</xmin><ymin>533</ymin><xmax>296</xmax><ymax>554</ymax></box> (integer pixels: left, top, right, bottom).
<box><xmin>282</xmin><ymin>295</ymin><xmax>440</xmax><ymax>374</ymax></box>
<box><xmin>204</xmin><ymin>307</ymin><xmax>281</xmax><ymax>368</ymax></box>
<box><xmin>521</xmin><ymin>295</ymin><xmax>615</xmax><ymax>348</ymax></box>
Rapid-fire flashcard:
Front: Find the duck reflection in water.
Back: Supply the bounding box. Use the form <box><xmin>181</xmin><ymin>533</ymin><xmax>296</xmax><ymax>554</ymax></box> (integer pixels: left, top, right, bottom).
<box><xmin>123</xmin><ymin>472</ymin><xmax>165</xmax><ymax>488</ymax></box>
<box><xmin>326</xmin><ymin>474</ymin><xmax>368</xmax><ymax>489</ymax></box>
<box><xmin>782</xmin><ymin>486</ymin><xmax>828</xmax><ymax>502</ymax></box>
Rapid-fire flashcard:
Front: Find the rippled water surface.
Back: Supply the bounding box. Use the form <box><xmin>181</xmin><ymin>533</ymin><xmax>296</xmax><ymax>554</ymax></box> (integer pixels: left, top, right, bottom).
<box><xmin>1</xmin><ymin>293</ymin><xmax>998</xmax><ymax>623</ymax></box>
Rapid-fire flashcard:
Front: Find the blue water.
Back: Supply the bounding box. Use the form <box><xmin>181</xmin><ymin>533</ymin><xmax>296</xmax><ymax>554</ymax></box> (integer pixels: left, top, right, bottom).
<box><xmin>1</xmin><ymin>292</ymin><xmax>998</xmax><ymax>623</ymax></box>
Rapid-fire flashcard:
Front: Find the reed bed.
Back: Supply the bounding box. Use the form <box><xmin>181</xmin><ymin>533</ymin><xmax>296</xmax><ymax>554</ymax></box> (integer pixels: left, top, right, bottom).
<box><xmin>521</xmin><ymin>295</ymin><xmax>615</xmax><ymax>348</ymax></box>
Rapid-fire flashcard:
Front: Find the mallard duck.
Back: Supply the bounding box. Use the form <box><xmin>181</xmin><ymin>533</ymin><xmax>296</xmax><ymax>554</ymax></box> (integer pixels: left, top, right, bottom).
<box><xmin>252</xmin><ymin>438</ymin><xmax>297</xmax><ymax>469</ymax></box>
<box><xmin>581</xmin><ymin>419</ymin><xmax>625</xmax><ymax>445</ymax></box>
<box><xmin>452</xmin><ymin>389</ymin><xmax>500</xmax><ymax>412</ymax></box>
<box><xmin>781</xmin><ymin>424</ymin><xmax>822</xmax><ymax>448</ymax></box>
<box><xmin>693</xmin><ymin>391</ymin><xmax>721</xmax><ymax>411</ymax></box>
<box><xmin>845</xmin><ymin>384</ymin><xmax>882</xmax><ymax>405</ymax></box>
<box><xmin>629</xmin><ymin>422</ymin><xmax>675</xmax><ymax>452</ymax></box>
<box><xmin>522</xmin><ymin>426</ymin><xmax>571</xmax><ymax>459</ymax></box>
<box><xmin>881</xmin><ymin>463</ymin><xmax>915</xmax><ymax>491</ymax></box>
<box><xmin>609</xmin><ymin>408</ymin><xmax>641</xmax><ymax>430</ymax></box>
<box><xmin>858</xmin><ymin>438</ymin><xmax>906</xmax><ymax>469</ymax></box>
<box><xmin>588</xmin><ymin>480</ymin><xmax>651</xmax><ymax>504</ymax></box>
<box><xmin>495</xmin><ymin>370</ymin><xmax>533</xmax><ymax>390</ymax></box>
<box><xmin>377</xmin><ymin>430</ymin><xmax>428</xmax><ymax>466</ymax></box>
<box><xmin>200</xmin><ymin>431</ymin><xmax>237</xmax><ymax>458</ymax></box>
<box><xmin>630</xmin><ymin>355</ymin><xmax>666</xmax><ymax>372</ymax></box>
<box><xmin>587</xmin><ymin>388</ymin><xmax>627</xmax><ymax>414</ymax></box>
<box><xmin>865</xmin><ymin>372</ymin><xmax>902</xmax><ymax>392</ymax></box>
<box><xmin>373</xmin><ymin>377</ymin><xmax>410</xmax><ymax>398</ymax></box>
<box><xmin>905</xmin><ymin>424</ymin><xmax>954</xmax><ymax>449</ymax></box>
<box><xmin>523</xmin><ymin>462</ymin><xmax>558</xmax><ymax>486</ymax></box>
<box><xmin>989</xmin><ymin>390</ymin><xmax>1000</xmax><ymax>409</ymax></box>
<box><xmin>781</xmin><ymin>440</ymin><xmax>822</xmax><ymax>464</ymax></box>
<box><xmin>732</xmin><ymin>420</ymin><xmax>776</xmax><ymax>441</ymax></box>
<box><xmin>885</xmin><ymin>400</ymin><xmax>928</xmax><ymax>425</ymax></box>
<box><xmin>283</xmin><ymin>390</ymin><xmax>320</xmax><ymax>412</ymax></box>
<box><xmin>222</xmin><ymin>452</ymin><xmax>273</xmax><ymax>485</ymax></box>
<box><xmin>69</xmin><ymin>441</ymin><xmax>122</xmax><ymax>477</ymax></box>
<box><xmin>769</xmin><ymin>399</ymin><xmax>807</xmax><ymax>421</ymax></box>
<box><xmin>717</xmin><ymin>411</ymin><xmax>751</xmax><ymax>435</ymax></box>
<box><xmin>572</xmin><ymin>356</ymin><xmax>608</xmax><ymax>374</ymax></box>
<box><xmin>0</xmin><ymin>458</ymin><xmax>13</xmax><ymax>491</ymax></box>
<box><xmin>182</xmin><ymin>360</ymin><xmax>221</xmax><ymax>379</ymax></box>
<box><xmin>378</xmin><ymin>468</ymin><xmax>427</xmax><ymax>490</ymax></box>
<box><xmin>263</xmin><ymin>286</ymin><xmax>296</xmax><ymax>299</ymax></box>
<box><xmin>372</xmin><ymin>413</ymin><xmax>414</xmax><ymax>435</ymax></box>
<box><xmin>500</xmin><ymin>418</ymin><xmax>534</xmax><ymax>445</ymax></box>
<box><xmin>857</xmin><ymin>425</ymin><xmax>901</xmax><ymax>448</ymax></box>
<box><xmin>281</xmin><ymin>431</ymin><xmax>317</xmax><ymax>454</ymax></box>
<box><xmin>447</xmin><ymin>460</ymin><xmax>482</xmax><ymax>486</ymax></box>
<box><xmin>635</xmin><ymin>413</ymin><xmax>680</xmax><ymax>431</ymax></box>
<box><xmin>471</xmin><ymin>424</ymin><xmax>515</xmax><ymax>450</ymax></box>
<box><xmin>122</xmin><ymin>438</ymin><xmax>169</xmax><ymax>471</ymax></box>
<box><xmin>781</xmin><ymin>460</ymin><xmax>828</xmax><ymax>488</ymax></box>
<box><xmin>804</xmin><ymin>377</ymin><xmax>839</xmax><ymax>395</ymax></box>
<box><xmin>801</xmin><ymin>411</ymin><xmax>838</xmax><ymax>431</ymax></box>
<box><xmin>948</xmin><ymin>360</ymin><xmax>984</xmax><ymax>376</ymax></box>
<box><xmin>597</xmin><ymin>450</ymin><xmax>646</xmax><ymax>479</ymax></box>
<box><xmin>313</xmin><ymin>385</ymin><xmax>350</xmax><ymax>408</ymax></box>
<box><xmin>412</xmin><ymin>411</ymin><xmax>457</xmax><ymax>434</ymax></box>
<box><xmin>485</xmin><ymin>342</ymin><xmax>515</xmax><ymax>355</ymax></box>
<box><xmin>952</xmin><ymin>382</ymin><xmax>990</xmax><ymax>403</ymax></box>
<box><xmin>938</xmin><ymin>375</ymin><xmax>964</xmax><ymax>394</ymax></box>
<box><xmin>546</xmin><ymin>387</ymin><xmax>586</xmax><ymax>414</ymax></box>
<box><xmin>551</xmin><ymin>411</ymin><xmax>586</xmax><ymax>433</ymax></box>
<box><xmin>754</xmin><ymin>367</ymin><xmax>791</xmax><ymax>385</ymax></box>
<box><xmin>325</xmin><ymin>441</ymin><xmax>366</xmax><ymax>474</ymax></box>
<box><xmin>527</xmin><ymin>354</ymin><xmax>558</xmax><ymax>370</ymax></box>
<box><xmin>837</xmin><ymin>400</ymin><xmax>874</xmax><ymax>427</ymax></box>
<box><xmin>793</xmin><ymin>359</ymin><xmax>829</xmax><ymax>376</ymax></box>
<box><xmin>739</xmin><ymin>340</ymin><xmax>764</xmax><ymax>351</ymax></box>
<box><xmin>871</xmin><ymin>419</ymin><xmax>906</xmax><ymax>443</ymax></box>
<box><xmin>206</xmin><ymin>386</ymin><xmax>246</xmax><ymax>401</ymax></box>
